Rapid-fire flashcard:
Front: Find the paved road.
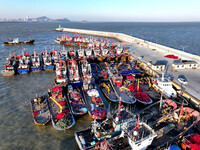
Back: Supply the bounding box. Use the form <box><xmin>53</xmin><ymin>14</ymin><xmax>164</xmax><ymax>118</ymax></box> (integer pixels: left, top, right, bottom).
<box><xmin>123</xmin><ymin>42</ymin><xmax>200</xmax><ymax>100</ymax></box>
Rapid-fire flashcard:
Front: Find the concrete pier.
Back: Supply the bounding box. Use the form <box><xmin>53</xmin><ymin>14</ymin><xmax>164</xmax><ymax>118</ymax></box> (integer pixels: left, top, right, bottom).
<box><xmin>56</xmin><ymin>27</ymin><xmax>200</xmax><ymax>63</ymax></box>
<box><xmin>55</xmin><ymin>27</ymin><xmax>200</xmax><ymax>109</ymax></box>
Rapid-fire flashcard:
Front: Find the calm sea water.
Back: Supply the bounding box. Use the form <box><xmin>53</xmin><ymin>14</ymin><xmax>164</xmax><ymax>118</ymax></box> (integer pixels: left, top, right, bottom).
<box><xmin>0</xmin><ymin>22</ymin><xmax>200</xmax><ymax>150</ymax></box>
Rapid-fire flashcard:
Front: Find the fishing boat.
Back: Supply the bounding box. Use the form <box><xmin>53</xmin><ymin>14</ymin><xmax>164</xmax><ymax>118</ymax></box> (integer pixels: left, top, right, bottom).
<box><xmin>1</xmin><ymin>54</ymin><xmax>16</xmax><ymax>76</ymax></box>
<box><xmin>91</xmin><ymin>63</ymin><xmax>108</xmax><ymax>82</ymax></box>
<box><xmin>85</xmin><ymin>48</ymin><xmax>93</xmax><ymax>58</ymax></box>
<box><xmin>31</xmin><ymin>51</ymin><xmax>42</xmax><ymax>72</ymax></box>
<box><xmin>41</xmin><ymin>51</ymin><xmax>54</xmax><ymax>71</ymax></box>
<box><xmin>55</xmin><ymin>60</ymin><xmax>68</xmax><ymax>86</ymax></box>
<box><xmin>50</xmin><ymin>50</ymin><xmax>59</xmax><ymax>64</ymax></box>
<box><xmin>117</xmin><ymin>60</ymin><xmax>140</xmax><ymax>75</ymax></box>
<box><xmin>137</xmin><ymin>98</ymin><xmax>178</xmax><ymax>126</ymax></box>
<box><xmin>48</xmin><ymin>86</ymin><xmax>75</xmax><ymax>130</ymax></box>
<box><xmin>67</xmin><ymin>85</ymin><xmax>88</xmax><ymax>115</ymax></box>
<box><xmin>148</xmin><ymin>106</ymin><xmax>200</xmax><ymax>149</ymax></box>
<box><xmin>1</xmin><ymin>64</ymin><xmax>15</xmax><ymax>77</ymax></box>
<box><xmin>77</xmin><ymin>48</ymin><xmax>85</xmax><ymax>59</ymax></box>
<box><xmin>3</xmin><ymin>38</ymin><xmax>35</xmax><ymax>46</ymax></box>
<box><xmin>151</xmin><ymin>74</ymin><xmax>177</xmax><ymax>99</ymax></box>
<box><xmin>111</xmin><ymin>73</ymin><xmax>137</xmax><ymax>104</ymax></box>
<box><xmin>100</xmin><ymin>79</ymin><xmax>119</xmax><ymax>102</ymax></box>
<box><xmin>17</xmin><ymin>52</ymin><xmax>31</xmax><ymax>74</ymax></box>
<box><xmin>59</xmin><ymin>46</ymin><xmax>68</xmax><ymax>61</ymax></box>
<box><xmin>93</xmin><ymin>48</ymin><xmax>101</xmax><ymax>58</ymax></box>
<box><xmin>179</xmin><ymin>133</ymin><xmax>200</xmax><ymax>150</ymax></box>
<box><xmin>84</xmin><ymin>83</ymin><xmax>107</xmax><ymax>120</ymax></box>
<box><xmin>30</xmin><ymin>94</ymin><xmax>51</xmax><ymax>125</ymax></box>
<box><xmin>75</xmin><ymin>100</ymin><xmax>135</xmax><ymax>150</ymax></box>
<box><xmin>68</xmin><ymin>48</ymin><xmax>77</xmax><ymax>59</ymax></box>
<box><xmin>80</xmin><ymin>59</ymin><xmax>93</xmax><ymax>83</ymax></box>
<box><xmin>68</xmin><ymin>59</ymin><xmax>82</xmax><ymax>85</ymax></box>
<box><xmin>96</xmin><ymin>119</ymin><xmax>157</xmax><ymax>150</ymax></box>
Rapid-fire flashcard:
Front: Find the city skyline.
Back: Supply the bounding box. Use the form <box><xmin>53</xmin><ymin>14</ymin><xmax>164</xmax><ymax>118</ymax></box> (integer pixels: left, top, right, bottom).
<box><xmin>1</xmin><ymin>0</ymin><xmax>200</xmax><ymax>22</ymax></box>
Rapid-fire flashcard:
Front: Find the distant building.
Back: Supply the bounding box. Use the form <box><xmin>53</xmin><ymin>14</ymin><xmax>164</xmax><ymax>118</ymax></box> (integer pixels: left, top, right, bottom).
<box><xmin>172</xmin><ymin>60</ymin><xmax>198</xmax><ymax>70</ymax></box>
<box><xmin>151</xmin><ymin>62</ymin><xmax>166</xmax><ymax>71</ymax></box>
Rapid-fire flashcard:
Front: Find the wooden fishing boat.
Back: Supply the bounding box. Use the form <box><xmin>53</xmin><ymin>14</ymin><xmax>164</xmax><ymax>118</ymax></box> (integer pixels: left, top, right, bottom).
<box><xmin>41</xmin><ymin>51</ymin><xmax>54</xmax><ymax>71</ymax></box>
<box><xmin>85</xmin><ymin>48</ymin><xmax>93</xmax><ymax>58</ymax></box>
<box><xmin>83</xmin><ymin>83</ymin><xmax>107</xmax><ymax>120</ymax></box>
<box><xmin>59</xmin><ymin>46</ymin><xmax>68</xmax><ymax>61</ymax></box>
<box><xmin>50</xmin><ymin>50</ymin><xmax>59</xmax><ymax>65</ymax></box>
<box><xmin>1</xmin><ymin>64</ymin><xmax>15</xmax><ymax>77</ymax></box>
<box><xmin>3</xmin><ymin>38</ymin><xmax>35</xmax><ymax>46</ymax></box>
<box><xmin>67</xmin><ymin>59</ymin><xmax>82</xmax><ymax>85</ymax></box>
<box><xmin>111</xmin><ymin>73</ymin><xmax>137</xmax><ymax>104</ymax></box>
<box><xmin>55</xmin><ymin>60</ymin><xmax>68</xmax><ymax>86</ymax></box>
<box><xmin>30</xmin><ymin>94</ymin><xmax>51</xmax><ymax>125</ymax></box>
<box><xmin>68</xmin><ymin>48</ymin><xmax>77</xmax><ymax>59</ymax></box>
<box><xmin>1</xmin><ymin>52</ymin><xmax>17</xmax><ymax>76</ymax></box>
<box><xmin>77</xmin><ymin>48</ymin><xmax>85</xmax><ymax>59</ymax></box>
<box><xmin>100</xmin><ymin>79</ymin><xmax>119</xmax><ymax>102</ymax></box>
<box><xmin>137</xmin><ymin>99</ymin><xmax>178</xmax><ymax>126</ymax></box>
<box><xmin>96</xmin><ymin>119</ymin><xmax>157</xmax><ymax>150</ymax></box>
<box><xmin>31</xmin><ymin>51</ymin><xmax>42</xmax><ymax>72</ymax></box>
<box><xmin>75</xmin><ymin>108</ymin><xmax>134</xmax><ymax>150</ymax></box>
<box><xmin>79</xmin><ymin>59</ymin><xmax>93</xmax><ymax>83</ymax></box>
<box><xmin>148</xmin><ymin>106</ymin><xmax>200</xmax><ymax>149</ymax></box>
<box><xmin>91</xmin><ymin>63</ymin><xmax>108</xmax><ymax>82</ymax></box>
<box><xmin>93</xmin><ymin>48</ymin><xmax>101</xmax><ymax>58</ymax></box>
<box><xmin>48</xmin><ymin>86</ymin><xmax>75</xmax><ymax>130</ymax></box>
<box><xmin>67</xmin><ymin>85</ymin><xmax>88</xmax><ymax>115</ymax></box>
<box><xmin>17</xmin><ymin>52</ymin><xmax>31</xmax><ymax>74</ymax></box>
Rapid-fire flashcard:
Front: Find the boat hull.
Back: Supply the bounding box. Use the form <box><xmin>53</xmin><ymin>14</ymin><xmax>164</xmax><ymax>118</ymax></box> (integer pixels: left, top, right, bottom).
<box><xmin>43</xmin><ymin>65</ymin><xmax>54</xmax><ymax>71</ymax></box>
<box><xmin>1</xmin><ymin>70</ymin><xmax>15</xmax><ymax>77</ymax></box>
<box><xmin>17</xmin><ymin>68</ymin><xmax>29</xmax><ymax>74</ymax></box>
<box><xmin>31</xmin><ymin>66</ymin><xmax>43</xmax><ymax>72</ymax></box>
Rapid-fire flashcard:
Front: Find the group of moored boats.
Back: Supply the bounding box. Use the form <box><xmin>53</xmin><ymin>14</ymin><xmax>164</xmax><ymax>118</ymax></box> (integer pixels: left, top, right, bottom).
<box><xmin>4</xmin><ymin>31</ymin><xmax>199</xmax><ymax>149</ymax></box>
<box><xmin>28</xmin><ymin>46</ymin><xmax>200</xmax><ymax>149</ymax></box>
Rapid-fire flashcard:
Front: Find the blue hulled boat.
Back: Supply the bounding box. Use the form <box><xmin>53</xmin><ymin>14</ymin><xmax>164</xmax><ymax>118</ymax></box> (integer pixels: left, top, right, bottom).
<box><xmin>31</xmin><ymin>51</ymin><xmax>42</xmax><ymax>72</ymax></box>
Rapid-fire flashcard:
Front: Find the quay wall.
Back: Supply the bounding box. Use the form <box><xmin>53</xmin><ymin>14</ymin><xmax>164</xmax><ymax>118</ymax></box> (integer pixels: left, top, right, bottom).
<box><xmin>59</xmin><ymin>27</ymin><xmax>200</xmax><ymax>63</ymax></box>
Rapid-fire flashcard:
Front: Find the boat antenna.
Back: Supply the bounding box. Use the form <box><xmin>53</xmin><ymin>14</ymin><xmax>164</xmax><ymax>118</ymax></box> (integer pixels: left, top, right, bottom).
<box><xmin>159</xmin><ymin>92</ymin><xmax>163</xmax><ymax>110</ymax></box>
<box><xmin>161</xmin><ymin>72</ymin><xmax>164</xmax><ymax>81</ymax></box>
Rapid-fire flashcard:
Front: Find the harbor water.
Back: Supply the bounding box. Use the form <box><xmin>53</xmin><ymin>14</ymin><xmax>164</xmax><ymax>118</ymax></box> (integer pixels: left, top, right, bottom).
<box><xmin>0</xmin><ymin>22</ymin><xmax>200</xmax><ymax>150</ymax></box>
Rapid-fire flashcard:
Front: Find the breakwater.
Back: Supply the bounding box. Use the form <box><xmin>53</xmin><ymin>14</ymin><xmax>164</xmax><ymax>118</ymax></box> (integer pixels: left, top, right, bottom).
<box><xmin>56</xmin><ymin>27</ymin><xmax>200</xmax><ymax>63</ymax></box>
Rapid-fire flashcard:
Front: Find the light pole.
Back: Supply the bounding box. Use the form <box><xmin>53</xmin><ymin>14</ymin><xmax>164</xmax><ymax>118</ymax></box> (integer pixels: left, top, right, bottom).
<box><xmin>180</xmin><ymin>45</ymin><xmax>188</xmax><ymax>52</ymax></box>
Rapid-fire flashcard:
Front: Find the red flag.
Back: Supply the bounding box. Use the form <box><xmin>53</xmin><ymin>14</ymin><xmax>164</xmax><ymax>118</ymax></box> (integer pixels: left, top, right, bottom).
<box><xmin>50</xmin><ymin>44</ymin><xmax>53</xmax><ymax>46</ymax></box>
<box><xmin>27</xmin><ymin>34</ymin><xmax>29</xmax><ymax>36</ymax></box>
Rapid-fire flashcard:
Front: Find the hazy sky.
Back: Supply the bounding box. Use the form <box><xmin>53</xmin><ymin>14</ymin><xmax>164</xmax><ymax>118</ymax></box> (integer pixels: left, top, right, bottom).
<box><xmin>1</xmin><ymin>0</ymin><xmax>200</xmax><ymax>22</ymax></box>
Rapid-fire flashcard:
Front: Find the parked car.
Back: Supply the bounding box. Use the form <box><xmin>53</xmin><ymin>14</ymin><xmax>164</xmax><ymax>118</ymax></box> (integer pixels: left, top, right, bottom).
<box><xmin>178</xmin><ymin>77</ymin><xmax>188</xmax><ymax>85</ymax></box>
